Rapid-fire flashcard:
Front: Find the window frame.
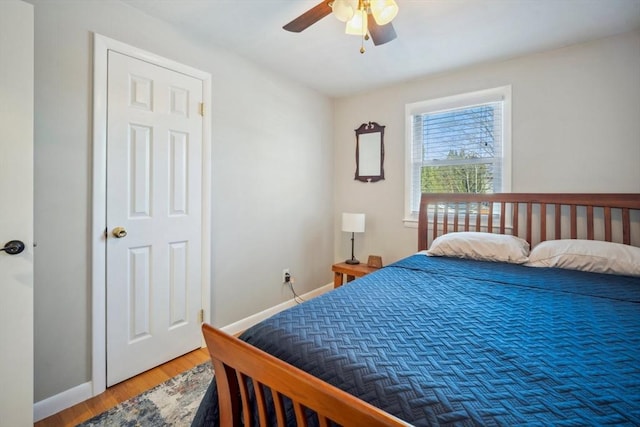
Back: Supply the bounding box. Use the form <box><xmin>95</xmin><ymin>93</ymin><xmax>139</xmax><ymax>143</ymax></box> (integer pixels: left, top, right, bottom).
<box><xmin>404</xmin><ymin>86</ymin><xmax>512</xmax><ymax>227</ymax></box>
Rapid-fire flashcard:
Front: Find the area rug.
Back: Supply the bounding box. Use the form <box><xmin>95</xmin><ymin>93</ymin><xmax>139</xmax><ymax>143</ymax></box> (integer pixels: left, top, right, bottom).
<box><xmin>78</xmin><ymin>362</ymin><xmax>213</xmax><ymax>426</ymax></box>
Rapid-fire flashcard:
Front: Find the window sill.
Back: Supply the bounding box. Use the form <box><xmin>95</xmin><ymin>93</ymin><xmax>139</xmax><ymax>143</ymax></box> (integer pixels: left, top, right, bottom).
<box><xmin>403</xmin><ymin>218</ymin><xmax>418</xmax><ymax>228</ymax></box>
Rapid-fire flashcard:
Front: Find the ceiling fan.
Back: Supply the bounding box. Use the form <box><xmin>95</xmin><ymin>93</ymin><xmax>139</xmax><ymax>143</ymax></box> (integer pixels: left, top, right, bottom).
<box><xmin>283</xmin><ymin>0</ymin><xmax>399</xmax><ymax>53</ymax></box>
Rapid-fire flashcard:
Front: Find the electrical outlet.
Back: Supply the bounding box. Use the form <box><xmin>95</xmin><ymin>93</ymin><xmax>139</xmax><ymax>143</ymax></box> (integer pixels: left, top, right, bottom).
<box><xmin>282</xmin><ymin>268</ymin><xmax>290</xmax><ymax>284</ymax></box>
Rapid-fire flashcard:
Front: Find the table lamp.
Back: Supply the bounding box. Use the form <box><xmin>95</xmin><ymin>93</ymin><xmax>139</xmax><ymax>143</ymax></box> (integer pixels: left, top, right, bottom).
<box><xmin>342</xmin><ymin>213</ymin><xmax>365</xmax><ymax>265</ymax></box>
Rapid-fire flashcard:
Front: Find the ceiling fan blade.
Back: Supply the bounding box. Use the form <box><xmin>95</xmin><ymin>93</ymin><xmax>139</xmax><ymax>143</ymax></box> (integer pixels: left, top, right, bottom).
<box><xmin>283</xmin><ymin>1</ymin><xmax>333</xmax><ymax>33</ymax></box>
<box><xmin>367</xmin><ymin>15</ymin><xmax>397</xmax><ymax>46</ymax></box>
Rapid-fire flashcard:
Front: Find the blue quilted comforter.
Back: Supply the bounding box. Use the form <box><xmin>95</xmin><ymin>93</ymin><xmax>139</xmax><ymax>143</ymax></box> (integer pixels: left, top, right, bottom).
<box><xmin>192</xmin><ymin>255</ymin><xmax>640</xmax><ymax>426</ymax></box>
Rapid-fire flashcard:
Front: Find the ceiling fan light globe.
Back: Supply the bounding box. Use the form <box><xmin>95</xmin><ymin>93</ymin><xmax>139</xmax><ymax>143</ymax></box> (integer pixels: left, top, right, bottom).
<box><xmin>370</xmin><ymin>0</ymin><xmax>399</xmax><ymax>25</ymax></box>
<box><xmin>331</xmin><ymin>0</ymin><xmax>357</xmax><ymax>22</ymax></box>
<box><xmin>345</xmin><ymin>9</ymin><xmax>368</xmax><ymax>36</ymax></box>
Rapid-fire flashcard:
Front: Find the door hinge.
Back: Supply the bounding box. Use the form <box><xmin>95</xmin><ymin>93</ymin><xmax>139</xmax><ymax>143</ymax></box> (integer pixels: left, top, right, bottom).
<box><xmin>199</xmin><ymin>102</ymin><xmax>205</xmax><ymax>116</ymax></box>
<box><xmin>198</xmin><ymin>309</ymin><xmax>204</xmax><ymax>323</ymax></box>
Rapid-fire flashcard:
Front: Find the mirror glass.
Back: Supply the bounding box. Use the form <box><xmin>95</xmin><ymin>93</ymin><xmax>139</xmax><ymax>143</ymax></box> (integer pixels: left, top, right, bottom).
<box><xmin>358</xmin><ymin>133</ymin><xmax>381</xmax><ymax>176</ymax></box>
<box><xmin>354</xmin><ymin>122</ymin><xmax>385</xmax><ymax>182</ymax></box>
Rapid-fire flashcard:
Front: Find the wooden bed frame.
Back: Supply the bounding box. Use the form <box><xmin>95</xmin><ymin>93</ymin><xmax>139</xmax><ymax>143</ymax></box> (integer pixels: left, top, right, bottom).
<box><xmin>201</xmin><ymin>324</ymin><xmax>411</xmax><ymax>427</ymax></box>
<box><xmin>203</xmin><ymin>193</ymin><xmax>640</xmax><ymax>427</ymax></box>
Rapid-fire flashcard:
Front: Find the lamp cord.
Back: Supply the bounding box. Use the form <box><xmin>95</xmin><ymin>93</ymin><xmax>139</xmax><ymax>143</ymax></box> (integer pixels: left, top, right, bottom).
<box><xmin>288</xmin><ymin>278</ymin><xmax>305</xmax><ymax>304</ymax></box>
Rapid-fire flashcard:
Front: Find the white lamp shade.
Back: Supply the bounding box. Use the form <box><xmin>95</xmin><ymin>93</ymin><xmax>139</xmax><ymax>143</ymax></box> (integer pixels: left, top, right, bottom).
<box><xmin>342</xmin><ymin>213</ymin><xmax>366</xmax><ymax>233</ymax></box>
<box><xmin>331</xmin><ymin>0</ymin><xmax>357</xmax><ymax>22</ymax></box>
<box><xmin>345</xmin><ymin>9</ymin><xmax>368</xmax><ymax>36</ymax></box>
<box><xmin>370</xmin><ymin>0</ymin><xmax>399</xmax><ymax>25</ymax></box>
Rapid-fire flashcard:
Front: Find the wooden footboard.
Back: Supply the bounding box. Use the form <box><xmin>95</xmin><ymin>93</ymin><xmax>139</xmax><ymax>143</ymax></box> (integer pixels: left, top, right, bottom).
<box><xmin>201</xmin><ymin>324</ymin><xmax>411</xmax><ymax>427</ymax></box>
<box><xmin>418</xmin><ymin>193</ymin><xmax>640</xmax><ymax>251</ymax></box>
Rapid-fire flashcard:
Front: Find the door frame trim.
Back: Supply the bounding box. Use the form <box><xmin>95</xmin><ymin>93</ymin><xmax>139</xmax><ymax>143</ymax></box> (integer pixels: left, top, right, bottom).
<box><xmin>92</xmin><ymin>33</ymin><xmax>212</xmax><ymax>395</ymax></box>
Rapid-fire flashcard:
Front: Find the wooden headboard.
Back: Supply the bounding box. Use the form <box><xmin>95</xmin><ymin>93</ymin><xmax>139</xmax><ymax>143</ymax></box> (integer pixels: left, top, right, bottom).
<box><xmin>418</xmin><ymin>193</ymin><xmax>640</xmax><ymax>251</ymax></box>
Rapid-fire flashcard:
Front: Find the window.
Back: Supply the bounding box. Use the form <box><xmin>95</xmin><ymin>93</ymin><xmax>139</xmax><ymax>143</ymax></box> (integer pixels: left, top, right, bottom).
<box><xmin>404</xmin><ymin>86</ymin><xmax>511</xmax><ymax>223</ymax></box>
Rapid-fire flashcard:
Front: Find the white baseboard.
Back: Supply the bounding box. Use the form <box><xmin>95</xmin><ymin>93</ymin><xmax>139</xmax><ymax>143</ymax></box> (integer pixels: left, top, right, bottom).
<box><xmin>33</xmin><ymin>282</ymin><xmax>333</xmax><ymax>421</ymax></box>
<box><xmin>34</xmin><ymin>381</ymin><xmax>93</xmax><ymax>422</ymax></box>
<box><xmin>220</xmin><ymin>283</ymin><xmax>333</xmax><ymax>336</ymax></box>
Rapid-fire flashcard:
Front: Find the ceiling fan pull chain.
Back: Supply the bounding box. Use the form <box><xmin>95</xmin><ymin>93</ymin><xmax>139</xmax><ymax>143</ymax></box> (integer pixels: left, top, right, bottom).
<box><xmin>360</xmin><ymin>1</ymin><xmax>366</xmax><ymax>54</ymax></box>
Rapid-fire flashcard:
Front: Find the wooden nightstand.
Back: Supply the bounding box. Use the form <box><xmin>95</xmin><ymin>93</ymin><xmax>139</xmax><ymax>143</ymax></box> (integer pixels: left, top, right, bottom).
<box><xmin>332</xmin><ymin>262</ymin><xmax>379</xmax><ymax>288</ymax></box>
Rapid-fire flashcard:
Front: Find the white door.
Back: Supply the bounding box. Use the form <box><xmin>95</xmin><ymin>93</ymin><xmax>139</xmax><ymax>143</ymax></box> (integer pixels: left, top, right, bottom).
<box><xmin>0</xmin><ymin>0</ymin><xmax>34</xmax><ymax>425</ymax></box>
<box><xmin>106</xmin><ymin>51</ymin><xmax>204</xmax><ymax>386</ymax></box>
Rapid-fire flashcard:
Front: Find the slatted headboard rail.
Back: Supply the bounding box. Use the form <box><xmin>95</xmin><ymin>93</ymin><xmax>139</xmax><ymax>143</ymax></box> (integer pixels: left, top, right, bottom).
<box><xmin>418</xmin><ymin>193</ymin><xmax>640</xmax><ymax>251</ymax></box>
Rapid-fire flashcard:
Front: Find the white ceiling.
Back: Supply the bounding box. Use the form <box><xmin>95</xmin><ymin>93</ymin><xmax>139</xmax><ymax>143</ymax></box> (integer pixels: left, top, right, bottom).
<box><xmin>121</xmin><ymin>0</ymin><xmax>640</xmax><ymax>97</ymax></box>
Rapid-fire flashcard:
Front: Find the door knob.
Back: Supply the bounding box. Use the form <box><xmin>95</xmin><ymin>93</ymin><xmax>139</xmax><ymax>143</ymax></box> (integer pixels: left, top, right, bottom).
<box><xmin>1</xmin><ymin>240</ymin><xmax>25</xmax><ymax>255</ymax></box>
<box><xmin>112</xmin><ymin>227</ymin><xmax>127</xmax><ymax>238</ymax></box>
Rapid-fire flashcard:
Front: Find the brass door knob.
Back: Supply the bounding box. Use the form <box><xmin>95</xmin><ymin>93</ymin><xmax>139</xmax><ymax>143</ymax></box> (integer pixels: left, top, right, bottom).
<box><xmin>112</xmin><ymin>227</ymin><xmax>127</xmax><ymax>238</ymax></box>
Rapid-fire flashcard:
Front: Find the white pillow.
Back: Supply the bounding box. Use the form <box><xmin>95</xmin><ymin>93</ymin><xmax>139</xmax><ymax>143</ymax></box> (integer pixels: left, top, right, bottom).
<box><xmin>426</xmin><ymin>232</ymin><xmax>530</xmax><ymax>264</ymax></box>
<box><xmin>527</xmin><ymin>239</ymin><xmax>640</xmax><ymax>277</ymax></box>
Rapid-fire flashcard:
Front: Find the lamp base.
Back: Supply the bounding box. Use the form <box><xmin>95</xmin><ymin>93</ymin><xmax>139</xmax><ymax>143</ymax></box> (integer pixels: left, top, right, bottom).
<box><xmin>345</xmin><ymin>258</ymin><xmax>360</xmax><ymax>265</ymax></box>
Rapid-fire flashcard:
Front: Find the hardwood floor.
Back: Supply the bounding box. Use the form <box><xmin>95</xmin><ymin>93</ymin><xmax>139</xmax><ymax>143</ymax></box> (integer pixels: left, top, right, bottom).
<box><xmin>35</xmin><ymin>348</ymin><xmax>210</xmax><ymax>427</ymax></box>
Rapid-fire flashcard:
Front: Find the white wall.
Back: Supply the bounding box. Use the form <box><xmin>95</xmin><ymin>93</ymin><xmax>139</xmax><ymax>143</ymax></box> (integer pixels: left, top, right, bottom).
<box><xmin>31</xmin><ymin>0</ymin><xmax>333</xmax><ymax>402</ymax></box>
<box><xmin>333</xmin><ymin>31</ymin><xmax>640</xmax><ymax>265</ymax></box>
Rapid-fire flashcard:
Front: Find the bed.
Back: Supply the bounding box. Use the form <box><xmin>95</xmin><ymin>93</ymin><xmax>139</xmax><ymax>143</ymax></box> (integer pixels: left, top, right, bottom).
<box><xmin>193</xmin><ymin>193</ymin><xmax>640</xmax><ymax>426</ymax></box>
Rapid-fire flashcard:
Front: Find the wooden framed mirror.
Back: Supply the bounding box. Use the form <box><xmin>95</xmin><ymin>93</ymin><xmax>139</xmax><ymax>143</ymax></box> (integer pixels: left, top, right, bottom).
<box><xmin>354</xmin><ymin>122</ymin><xmax>385</xmax><ymax>183</ymax></box>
